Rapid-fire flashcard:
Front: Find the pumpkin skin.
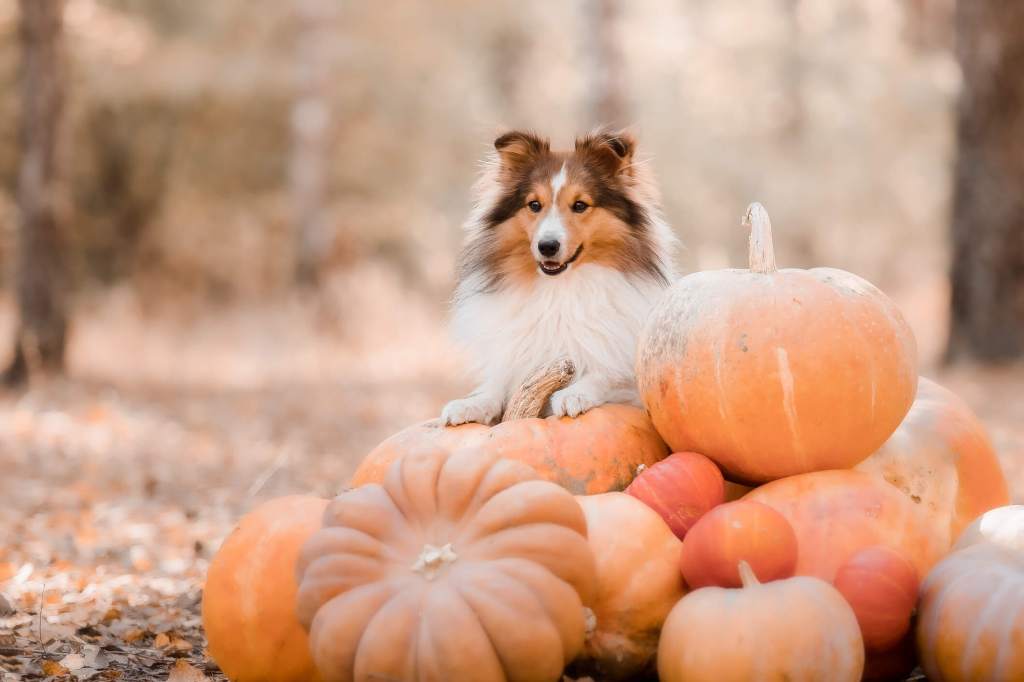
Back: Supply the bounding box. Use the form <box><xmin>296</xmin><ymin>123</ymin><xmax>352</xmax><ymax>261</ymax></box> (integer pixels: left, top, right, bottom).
<box><xmin>636</xmin><ymin>203</ymin><xmax>917</xmax><ymax>483</ymax></box>
<box><xmin>625</xmin><ymin>451</ymin><xmax>724</xmax><ymax>539</ymax></box>
<box><xmin>954</xmin><ymin>505</ymin><xmax>1024</xmax><ymax>552</ymax></box>
<box><xmin>573</xmin><ymin>493</ymin><xmax>686</xmax><ymax>680</ymax></box>
<box><xmin>917</xmin><ymin>544</ymin><xmax>1024</xmax><ymax>682</ymax></box>
<box><xmin>352</xmin><ymin>403</ymin><xmax>668</xmax><ymax>494</ymax></box>
<box><xmin>832</xmin><ymin>545</ymin><xmax>919</xmax><ymax>652</ymax></box>
<box><xmin>678</xmin><ymin>500</ymin><xmax>797</xmax><ymax>588</ymax></box>
<box><xmin>856</xmin><ymin>377</ymin><xmax>1010</xmax><ymax>551</ymax></box>
<box><xmin>658</xmin><ymin>562</ymin><xmax>864</xmax><ymax>682</ymax></box>
<box><xmin>202</xmin><ymin>496</ymin><xmax>327</xmax><ymax>682</ymax></box>
<box><xmin>296</xmin><ymin>447</ymin><xmax>597</xmax><ymax>682</ymax></box>
<box><xmin>746</xmin><ymin>469</ymin><xmax>943</xmax><ymax>581</ymax></box>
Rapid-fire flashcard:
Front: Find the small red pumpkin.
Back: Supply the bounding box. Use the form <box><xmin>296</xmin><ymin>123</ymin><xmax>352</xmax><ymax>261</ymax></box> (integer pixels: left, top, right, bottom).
<box><xmin>625</xmin><ymin>451</ymin><xmax>724</xmax><ymax>540</ymax></box>
<box><xmin>679</xmin><ymin>500</ymin><xmax>797</xmax><ymax>588</ymax></box>
<box><xmin>833</xmin><ymin>545</ymin><xmax>919</xmax><ymax>652</ymax></box>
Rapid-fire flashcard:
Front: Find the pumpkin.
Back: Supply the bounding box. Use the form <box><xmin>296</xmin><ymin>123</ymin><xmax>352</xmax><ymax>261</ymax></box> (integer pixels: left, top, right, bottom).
<box><xmin>856</xmin><ymin>377</ymin><xmax>1010</xmax><ymax>551</ymax></box>
<box><xmin>624</xmin><ymin>451</ymin><xmax>724</xmax><ymax>539</ymax></box>
<box><xmin>636</xmin><ymin>203</ymin><xmax>917</xmax><ymax>483</ymax></box>
<box><xmin>352</xmin><ymin>359</ymin><xmax>668</xmax><ymax>494</ymax></box>
<box><xmin>832</xmin><ymin>545</ymin><xmax>919</xmax><ymax>652</ymax></box>
<box><xmin>296</xmin><ymin>447</ymin><xmax>597</xmax><ymax>682</ymax></box>
<box><xmin>746</xmin><ymin>469</ymin><xmax>943</xmax><ymax>581</ymax></box>
<box><xmin>572</xmin><ymin>493</ymin><xmax>686</xmax><ymax>680</ymax></box>
<box><xmin>202</xmin><ymin>495</ymin><xmax>327</xmax><ymax>682</ymax></box>
<box><xmin>954</xmin><ymin>505</ymin><xmax>1024</xmax><ymax>552</ymax></box>
<box><xmin>917</xmin><ymin>544</ymin><xmax>1024</xmax><ymax>682</ymax></box>
<box><xmin>678</xmin><ymin>500</ymin><xmax>797</xmax><ymax>588</ymax></box>
<box><xmin>657</xmin><ymin>561</ymin><xmax>864</xmax><ymax>682</ymax></box>
<box><xmin>724</xmin><ymin>480</ymin><xmax>754</xmax><ymax>502</ymax></box>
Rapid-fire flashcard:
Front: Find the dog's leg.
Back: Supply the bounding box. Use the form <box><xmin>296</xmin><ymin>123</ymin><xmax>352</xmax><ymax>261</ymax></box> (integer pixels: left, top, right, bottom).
<box><xmin>441</xmin><ymin>385</ymin><xmax>504</xmax><ymax>426</ymax></box>
<box><xmin>549</xmin><ymin>374</ymin><xmax>615</xmax><ymax>418</ymax></box>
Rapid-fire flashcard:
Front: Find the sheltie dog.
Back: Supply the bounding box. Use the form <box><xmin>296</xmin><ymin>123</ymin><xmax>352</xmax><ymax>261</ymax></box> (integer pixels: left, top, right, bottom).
<box><xmin>442</xmin><ymin>129</ymin><xmax>676</xmax><ymax>425</ymax></box>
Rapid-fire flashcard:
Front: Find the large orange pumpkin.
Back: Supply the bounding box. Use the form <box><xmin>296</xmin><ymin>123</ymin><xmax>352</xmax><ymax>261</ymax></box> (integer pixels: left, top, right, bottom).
<box><xmin>657</xmin><ymin>561</ymin><xmax>864</xmax><ymax>682</ymax></box>
<box><xmin>353</xmin><ymin>360</ymin><xmax>668</xmax><ymax>494</ymax></box>
<box><xmin>296</xmin><ymin>447</ymin><xmax>597</xmax><ymax>682</ymax></box>
<box><xmin>917</xmin><ymin>544</ymin><xmax>1024</xmax><ymax>682</ymax></box>
<box><xmin>746</xmin><ymin>469</ymin><xmax>943</xmax><ymax>581</ymax></box>
<box><xmin>678</xmin><ymin>500</ymin><xmax>797</xmax><ymax>589</ymax></box>
<box><xmin>856</xmin><ymin>377</ymin><xmax>1010</xmax><ymax>551</ymax></box>
<box><xmin>573</xmin><ymin>493</ymin><xmax>686</xmax><ymax>680</ymax></box>
<box><xmin>624</xmin><ymin>451</ymin><xmax>724</xmax><ymax>539</ymax></box>
<box><xmin>202</xmin><ymin>495</ymin><xmax>327</xmax><ymax>682</ymax></box>
<box><xmin>636</xmin><ymin>203</ymin><xmax>917</xmax><ymax>483</ymax></box>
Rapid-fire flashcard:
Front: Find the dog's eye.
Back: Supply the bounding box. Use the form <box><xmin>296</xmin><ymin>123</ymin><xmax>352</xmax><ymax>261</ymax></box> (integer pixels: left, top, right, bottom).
<box><xmin>527</xmin><ymin>200</ymin><xmax>542</xmax><ymax>213</ymax></box>
<box><xmin>572</xmin><ymin>200</ymin><xmax>589</xmax><ymax>213</ymax></box>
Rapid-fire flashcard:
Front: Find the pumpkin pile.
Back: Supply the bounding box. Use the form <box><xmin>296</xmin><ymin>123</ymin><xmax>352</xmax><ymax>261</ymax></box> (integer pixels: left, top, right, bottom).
<box><xmin>202</xmin><ymin>203</ymin><xmax>1016</xmax><ymax>682</ymax></box>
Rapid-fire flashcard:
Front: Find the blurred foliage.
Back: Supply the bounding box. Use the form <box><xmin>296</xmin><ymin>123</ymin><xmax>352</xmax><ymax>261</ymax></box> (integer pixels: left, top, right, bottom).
<box><xmin>0</xmin><ymin>0</ymin><xmax>959</xmax><ymax>310</ymax></box>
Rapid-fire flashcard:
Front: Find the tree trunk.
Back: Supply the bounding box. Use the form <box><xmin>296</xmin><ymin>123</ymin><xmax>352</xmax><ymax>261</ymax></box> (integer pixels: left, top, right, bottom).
<box><xmin>5</xmin><ymin>0</ymin><xmax>68</xmax><ymax>386</ymax></box>
<box><xmin>290</xmin><ymin>0</ymin><xmax>336</xmax><ymax>287</ymax></box>
<box><xmin>946</xmin><ymin>0</ymin><xmax>1024</xmax><ymax>362</ymax></box>
<box><xmin>583</xmin><ymin>0</ymin><xmax>628</xmax><ymax>128</ymax></box>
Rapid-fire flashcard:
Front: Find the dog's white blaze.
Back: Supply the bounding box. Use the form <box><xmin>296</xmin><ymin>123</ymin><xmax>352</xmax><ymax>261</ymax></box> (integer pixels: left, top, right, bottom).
<box><xmin>452</xmin><ymin>265</ymin><xmax>670</xmax><ymax>406</ymax></box>
<box><xmin>550</xmin><ymin>164</ymin><xmax>567</xmax><ymax>202</ymax></box>
<box><xmin>533</xmin><ymin>164</ymin><xmax>569</xmax><ymax>260</ymax></box>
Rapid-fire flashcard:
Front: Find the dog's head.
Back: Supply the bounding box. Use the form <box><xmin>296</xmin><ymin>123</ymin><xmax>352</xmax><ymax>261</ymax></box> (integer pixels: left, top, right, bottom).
<box><xmin>462</xmin><ymin>129</ymin><xmax>669</xmax><ymax>289</ymax></box>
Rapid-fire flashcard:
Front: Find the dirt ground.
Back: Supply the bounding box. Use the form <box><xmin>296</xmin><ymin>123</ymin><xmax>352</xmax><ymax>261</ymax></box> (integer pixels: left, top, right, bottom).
<box><xmin>0</xmin><ymin>298</ymin><xmax>1021</xmax><ymax>681</ymax></box>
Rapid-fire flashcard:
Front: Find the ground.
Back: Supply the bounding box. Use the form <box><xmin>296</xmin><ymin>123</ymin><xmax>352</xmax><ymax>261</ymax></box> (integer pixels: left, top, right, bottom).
<box><xmin>0</xmin><ymin>299</ymin><xmax>1021</xmax><ymax>681</ymax></box>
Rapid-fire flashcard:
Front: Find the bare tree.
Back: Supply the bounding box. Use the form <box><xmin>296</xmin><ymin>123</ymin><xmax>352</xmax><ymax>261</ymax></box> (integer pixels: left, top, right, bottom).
<box><xmin>5</xmin><ymin>0</ymin><xmax>68</xmax><ymax>386</ymax></box>
<box><xmin>946</xmin><ymin>0</ymin><xmax>1024</xmax><ymax>362</ymax></box>
<box><xmin>290</xmin><ymin>0</ymin><xmax>337</xmax><ymax>286</ymax></box>
<box><xmin>583</xmin><ymin>0</ymin><xmax>628</xmax><ymax>128</ymax></box>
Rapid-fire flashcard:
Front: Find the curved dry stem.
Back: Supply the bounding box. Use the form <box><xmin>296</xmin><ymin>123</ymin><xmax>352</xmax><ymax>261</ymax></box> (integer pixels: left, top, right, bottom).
<box><xmin>737</xmin><ymin>560</ymin><xmax>760</xmax><ymax>588</ymax></box>
<box><xmin>743</xmin><ymin>202</ymin><xmax>777</xmax><ymax>274</ymax></box>
<box><xmin>501</xmin><ymin>358</ymin><xmax>575</xmax><ymax>421</ymax></box>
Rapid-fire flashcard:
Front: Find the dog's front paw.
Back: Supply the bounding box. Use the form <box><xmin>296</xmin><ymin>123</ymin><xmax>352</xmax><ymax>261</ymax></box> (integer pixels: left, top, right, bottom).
<box><xmin>442</xmin><ymin>395</ymin><xmax>502</xmax><ymax>426</ymax></box>
<box><xmin>550</xmin><ymin>384</ymin><xmax>605</xmax><ymax>418</ymax></box>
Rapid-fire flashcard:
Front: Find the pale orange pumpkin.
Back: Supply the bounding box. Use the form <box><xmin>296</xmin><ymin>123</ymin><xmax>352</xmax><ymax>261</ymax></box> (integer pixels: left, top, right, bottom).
<box><xmin>833</xmin><ymin>545</ymin><xmax>919</xmax><ymax>652</ymax></box>
<box><xmin>678</xmin><ymin>500</ymin><xmax>797</xmax><ymax>588</ymax></box>
<box><xmin>856</xmin><ymin>377</ymin><xmax>1010</xmax><ymax>551</ymax></box>
<box><xmin>636</xmin><ymin>203</ymin><xmax>917</xmax><ymax>483</ymax></box>
<box><xmin>573</xmin><ymin>493</ymin><xmax>686</xmax><ymax>680</ymax></box>
<box><xmin>917</xmin><ymin>544</ymin><xmax>1024</xmax><ymax>682</ymax></box>
<box><xmin>954</xmin><ymin>504</ymin><xmax>1024</xmax><ymax>552</ymax></box>
<box><xmin>658</xmin><ymin>561</ymin><xmax>864</xmax><ymax>682</ymax></box>
<box><xmin>746</xmin><ymin>469</ymin><xmax>943</xmax><ymax>581</ymax></box>
<box><xmin>625</xmin><ymin>451</ymin><xmax>724</xmax><ymax>539</ymax></box>
<box><xmin>202</xmin><ymin>495</ymin><xmax>327</xmax><ymax>682</ymax></box>
<box><xmin>296</xmin><ymin>447</ymin><xmax>597</xmax><ymax>682</ymax></box>
<box><xmin>352</xmin><ymin>360</ymin><xmax>668</xmax><ymax>494</ymax></box>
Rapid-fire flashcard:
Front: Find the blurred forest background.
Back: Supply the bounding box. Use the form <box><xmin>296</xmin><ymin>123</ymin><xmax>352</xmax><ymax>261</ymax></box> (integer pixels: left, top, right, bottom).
<box><xmin>0</xmin><ymin>0</ymin><xmax>1022</xmax><ymax>679</ymax></box>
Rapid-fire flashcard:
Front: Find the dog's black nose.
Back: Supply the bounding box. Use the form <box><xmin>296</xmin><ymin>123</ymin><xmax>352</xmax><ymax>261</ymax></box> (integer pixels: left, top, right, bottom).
<box><xmin>538</xmin><ymin>239</ymin><xmax>560</xmax><ymax>257</ymax></box>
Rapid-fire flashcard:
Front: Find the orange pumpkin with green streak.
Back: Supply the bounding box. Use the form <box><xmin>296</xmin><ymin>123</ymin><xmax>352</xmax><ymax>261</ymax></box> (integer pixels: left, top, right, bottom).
<box><xmin>352</xmin><ymin>360</ymin><xmax>668</xmax><ymax>494</ymax></box>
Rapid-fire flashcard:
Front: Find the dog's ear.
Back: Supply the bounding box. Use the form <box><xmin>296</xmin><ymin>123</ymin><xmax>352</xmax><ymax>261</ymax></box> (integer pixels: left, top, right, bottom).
<box><xmin>575</xmin><ymin>129</ymin><xmax>636</xmax><ymax>176</ymax></box>
<box><xmin>493</xmin><ymin>130</ymin><xmax>550</xmax><ymax>170</ymax></box>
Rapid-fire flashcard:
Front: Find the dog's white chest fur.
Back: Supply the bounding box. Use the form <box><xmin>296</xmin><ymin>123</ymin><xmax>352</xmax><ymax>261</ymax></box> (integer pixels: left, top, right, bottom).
<box><xmin>452</xmin><ymin>264</ymin><xmax>667</xmax><ymax>403</ymax></box>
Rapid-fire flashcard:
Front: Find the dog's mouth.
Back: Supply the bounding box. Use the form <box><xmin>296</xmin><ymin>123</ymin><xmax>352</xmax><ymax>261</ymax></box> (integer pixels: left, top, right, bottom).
<box><xmin>538</xmin><ymin>245</ymin><xmax>583</xmax><ymax>276</ymax></box>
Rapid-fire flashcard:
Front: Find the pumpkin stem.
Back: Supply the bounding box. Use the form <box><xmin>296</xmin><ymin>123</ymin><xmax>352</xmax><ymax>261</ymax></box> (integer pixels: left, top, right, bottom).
<box><xmin>743</xmin><ymin>202</ymin><xmax>777</xmax><ymax>274</ymax></box>
<box><xmin>501</xmin><ymin>358</ymin><xmax>576</xmax><ymax>421</ymax></box>
<box><xmin>737</xmin><ymin>560</ymin><xmax>761</xmax><ymax>588</ymax></box>
<box><xmin>411</xmin><ymin>542</ymin><xmax>458</xmax><ymax>580</ymax></box>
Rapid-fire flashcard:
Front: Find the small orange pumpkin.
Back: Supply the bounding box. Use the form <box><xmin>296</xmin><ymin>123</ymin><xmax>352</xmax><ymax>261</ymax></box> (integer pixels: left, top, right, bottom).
<box><xmin>296</xmin><ymin>447</ymin><xmax>597</xmax><ymax>682</ymax></box>
<box><xmin>832</xmin><ymin>545</ymin><xmax>919</xmax><ymax>652</ymax></box>
<box><xmin>954</xmin><ymin>504</ymin><xmax>1024</xmax><ymax>552</ymax></box>
<box><xmin>856</xmin><ymin>377</ymin><xmax>1010</xmax><ymax>551</ymax></box>
<box><xmin>573</xmin><ymin>493</ymin><xmax>686</xmax><ymax>680</ymax></box>
<box><xmin>746</xmin><ymin>469</ymin><xmax>943</xmax><ymax>581</ymax></box>
<box><xmin>917</xmin><ymin>544</ymin><xmax>1024</xmax><ymax>682</ymax></box>
<box><xmin>202</xmin><ymin>495</ymin><xmax>327</xmax><ymax>682</ymax></box>
<box><xmin>678</xmin><ymin>500</ymin><xmax>797</xmax><ymax>589</ymax></box>
<box><xmin>625</xmin><ymin>451</ymin><xmax>724</xmax><ymax>539</ymax></box>
<box><xmin>636</xmin><ymin>203</ymin><xmax>917</xmax><ymax>483</ymax></box>
<box><xmin>658</xmin><ymin>561</ymin><xmax>864</xmax><ymax>682</ymax></box>
<box><xmin>353</xmin><ymin>360</ymin><xmax>668</xmax><ymax>494</ymax></box>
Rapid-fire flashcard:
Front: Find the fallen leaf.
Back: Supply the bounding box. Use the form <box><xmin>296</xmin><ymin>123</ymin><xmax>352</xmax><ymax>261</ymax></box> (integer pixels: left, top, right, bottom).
<box><xmin>121</xmin><ymin>628</ymin><xmax>147</xmax><ymax>644</ymax></box>
<box><xmin>59</xmin><ymin>652</ymin><xmax>86</xmax><ymax>671</ymax></box>
<box><xmin>101</xmin><ymin>607</ymin><xmax>122</xmax><ymax>624</ymax></box>
<box><xmin>153</xmin><ymin>632</ymin><xmax>170</xmax><ymax>648</ymax></box>
<box><xmin>165</xmin><ymin>659</ymin><xmax>208</xmax><ymax>682</ymax></box>
<box><xmin>41</xmin><ymin>659</ymin><xmax>69</xmax><ymax>676</ymax></box>
<box><xmin>0</xmin><ymin>593</ymin><xmax>15</xmax><ymax>616</ymax></box>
